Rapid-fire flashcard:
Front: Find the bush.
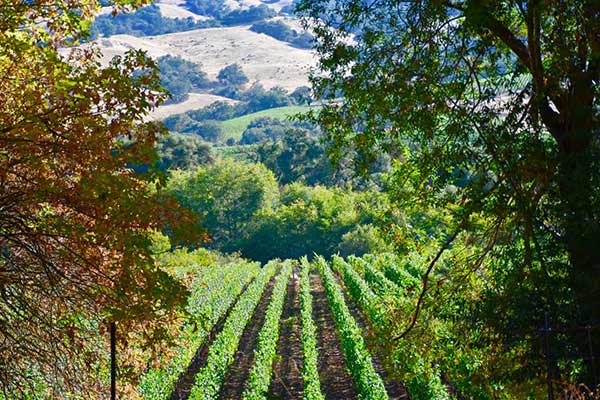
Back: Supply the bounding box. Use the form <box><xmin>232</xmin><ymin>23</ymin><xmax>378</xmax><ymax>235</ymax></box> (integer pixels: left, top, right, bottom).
<box><xmin>217</xmin><ymin>63</ymin><xmax>249</xmax><ymax>86</ymax></box>
<box><xmin>221</xmin><ymin>5</ymin><xmax>276</xmax><ymax>25</ymax></box>
<box><xmin>156</xmin><ymin>133</ymin><xmax>214</xmax><ymax>171</ymax></box>
<box><xmin>185</xmin><ymin>0</ymin><xmax>228</xmax><ymax>19</ymax></box>
<box><xmin>291</xmin><ymin>86</ymin><xmax>312</xmax><ymax>104</ymax></box>
<box><xmin>249</xmin><ymin>20</ymin><xmax>314</xmax><ymax>49</ymax></box>
<box><xmin>91</xmin><ymin>5</ymin><xmax>219</xmax><ymax>37</ymax></box>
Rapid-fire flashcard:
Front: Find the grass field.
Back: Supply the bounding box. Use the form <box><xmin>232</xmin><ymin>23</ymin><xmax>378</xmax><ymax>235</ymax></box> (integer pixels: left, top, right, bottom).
<box><xmin>220</xmin><ymin>105</ymin><xmax>313</xmax><ymax>141</ymax></box>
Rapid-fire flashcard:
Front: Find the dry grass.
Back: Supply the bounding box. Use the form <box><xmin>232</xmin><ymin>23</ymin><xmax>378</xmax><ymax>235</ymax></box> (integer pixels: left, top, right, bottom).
<box><xmin>150</xmin><ymin>93</ymin><xmax>238</xmax><ymax>120</ymax></box>
<box><xmin>94</xmin><ymin>26</ymin><xmax>315</xmax><ymax>91</ymax></box>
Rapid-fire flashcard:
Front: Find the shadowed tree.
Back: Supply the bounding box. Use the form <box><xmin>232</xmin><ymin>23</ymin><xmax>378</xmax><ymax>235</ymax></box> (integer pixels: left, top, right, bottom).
<box><xmin>299</xmin><ymin>0</ymin><xmax>600</xmax><ymax>389</ymax></box>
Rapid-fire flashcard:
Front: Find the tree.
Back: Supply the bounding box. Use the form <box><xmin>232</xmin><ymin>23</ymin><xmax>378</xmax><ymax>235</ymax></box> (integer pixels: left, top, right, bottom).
<box><xmin>156</xmin><ymin>55</ymin><xmax>212</xmax><ymax>104</ymax></box>
<box><xmin>237</xmin><ymin>183</ymin><xmax>394</xmax><ymax>261</ymax></box>
<box><xmin>156</xmin><ymin>133</ymin><xmax>214</xmax><ymax>171</ymax></box>
<box><xmin>221</xmin><ymin>5</ymin><xmax>276</xmax><ymax>25</ymax></box>
<box><xmin>253</xmin><ymin>128</ymin><xmax>333</xmax><ymax>185</ymax></box>
<box><xmin>217</xmin><ymin>63</ymin><xmax>249</xmax><ymax>86</ymax></box>
<box><xmin>166</xmin><ymin>160</ymin><xmax>279</xmax><ymax>250</ymax></box>
<box><xmin>0</xmin><ymin>1</ymin><xmax>205</xmax><ymax>396</ymax></box>
<box><xmin>291</xmin><ymin>86</ymin><xmax>312</xmax><ymax>104</ymax></box>
<box><xmin>191</xmin><ymin>120</ymin><xmax>224</xmax><ymax>142</ymax></box>
<box><xmin>299</xmin><ymin>0</ymin><xmax>599</xmax><ymax>390</ymax></box>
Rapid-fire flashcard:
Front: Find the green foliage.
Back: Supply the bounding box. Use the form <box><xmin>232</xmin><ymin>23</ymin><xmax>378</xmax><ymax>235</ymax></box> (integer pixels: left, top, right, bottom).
<box><xmin>188</xmin><ymin>261</ymin><xmax>278</xmax><ymax>399</ymax></box>
<box><xmin>238</xmin><ymin>117</ymin><xmax>291</xmax><ymax>145</ymax></box>
<box><xmin>0</xmin><ymin>1</ymin><xmax>206</xmax><ymax>395</ymax></box>
<box><xmin>92</xmin><ymin>5</ymin><xmax>218</xmax><ymax>37</ymax></box>
<box><xmin>156</xmin><ymin>56</ymin><xmax>212</xmax><ymax>104</ymax></box>
<box><xmin>242</xmin><ymin>261</ymin><xmax>292</xmax><ymax>400</ymax></box>
<box><xmin>166</xmin><ymin>160</ymin><xmax>279</xmax><ymax>249</ymax></box>
<box><xmin>337</xmin><ymin>224</ymin><xmax>393</xmax><ymax>257</ymax></box>
<box><xmin>249</xmin><ymin>20</ymin><xmax>314</xmax><ymax>49</ymax></box>
<box><xmin>155</xmin><ymin>133</ymin><xmax>214</xmax><ymax>171</ymax></box>
<box><xmin>189</xmin><ymin>120</ymin><xmax>224</xmax><ymax>142</ymax></box>
<box><xmin>349</xmin><ymin>256</ymin><xmax>400</xmax><ymax>298</ymax></box>
<box><xmin>251</xmin><ymin>128</ymin><xmax>332</xmax><ymax>185</ymax></box>
<box><xmin>335</xmin><ymin>255</ymin><xmax>451</xmax><ymax>400</ymax></box>
<box><xmin>362</xmin><ymin>253</ymin><xmax>420</xmax><ymax>292</ymax></box>
<box><xmin>298</xmin><ymin>0</ymin><xmax>600</xmax><ymax>389</ymax></box>
<box><xmin>299</xmin><ymin>258</ymin><xmax>325</xmax><ymax>400</ymax></box>
<box><xmin>331</xmin><ymin>256</ymin><xmax>387</xmax><ymax>328</ymax></box>
<box><xmin>217</xmin><ymin>63</ymin><xmax>249</xmax><ymax>86</ymax></box>
<box><xmin>237</xmin><ymin>183</ymin><xmax>393</xmax><ymax>262</ymax></box>
<box><xmin>241</xmin><ymin>85</ymin><xmax>295</xmax><ymax>112</ymax></box>
<box><xmin>315</xmin><ymin>257</ymin><xmax>389</xmax><ymax>400</ymax></box>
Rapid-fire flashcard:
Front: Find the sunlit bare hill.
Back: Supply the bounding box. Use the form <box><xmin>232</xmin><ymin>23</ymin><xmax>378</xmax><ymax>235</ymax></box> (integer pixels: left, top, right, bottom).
<box><xmin>95</xmin><ymin>26</ymin><xmax>314</xmax><ymax>91</ymax></box>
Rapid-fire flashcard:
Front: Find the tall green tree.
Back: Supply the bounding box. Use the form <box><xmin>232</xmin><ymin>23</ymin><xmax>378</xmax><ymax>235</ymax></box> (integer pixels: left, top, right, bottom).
<box><xmin>166</xmin><ymin>160</ymin><xmax>279</xmax><ymax>249</ymax></box>
<box><xmin>299</xmin><ymin>0</ymin><xmax>599</xmax><ymax>388</ymax></box>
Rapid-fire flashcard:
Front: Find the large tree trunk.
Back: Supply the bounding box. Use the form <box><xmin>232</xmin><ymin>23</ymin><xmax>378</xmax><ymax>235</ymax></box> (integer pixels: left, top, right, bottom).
<box><xmin>558</xmin><ymin>151</ymin><xmax>600</xmax><ymax>322</ymax></box>
<box><xmin>556</xmin><ymin>99</ymin><xmax>600</xmax><ymax>384</ymax></box>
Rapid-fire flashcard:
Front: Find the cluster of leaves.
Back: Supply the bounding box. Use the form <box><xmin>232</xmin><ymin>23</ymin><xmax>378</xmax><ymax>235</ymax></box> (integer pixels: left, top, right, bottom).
<box><xmin>362</xmin><ymin>253</ymin><xmax>420</xmax><ymax>293</ymax></box>
<box><xmin>249</xmin><ymin>20</ymin><xmax>313</xmax><ymax>49</ymax></box>
<box><xmin>140</xmin><ymin>259</ymin><xmax>259</xmax><ymax>399</ymax></box>
<box><xmin>247</xmin><ymin>126</ymin><xmax>332</xmax><ymax>185</ymax></box>
<box><xmin>242</xmin><ymin>261</ymin><xmax>292</xmax><ymax>399</ymax></box>
<box><xmin>298</xmin><ymin>258</ymin><xmax>325</xmax><ymax>400</ymax></box>
<box><xmin>92</xmin><ymin>4</ymin><xmax>219</xmax><ymax>37</ymax></box>
<box><xmin>348</xmin><ymin>256</ymin><xmax>403</xmax><ymax>298</ymax></box>
<box><xmin>188</xmin><ymin>261</ymin><xmax>277</xmax><ymax>399</ymax></box>
<box><xmin>238</xmin><ymin>117</ymin><xmax>305</xmax><ymax>145</ymax></box>
<box><xmin>236</xmin><ymin>182</ymin><xmax>395</xmax><ymax>262</ymax></box>
<box><xmin>165</xmin><ymin>159</ymin><xmax>395</xmax><ymax>261</ymax></box>
<box><xmin>314</xmin><ymin>257</ymin><xmax>389</xmax><ymax>400</ymax></box>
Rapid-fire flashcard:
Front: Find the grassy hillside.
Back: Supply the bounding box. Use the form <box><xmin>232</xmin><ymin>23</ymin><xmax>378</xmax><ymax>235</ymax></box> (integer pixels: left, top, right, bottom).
<box><xmin>221</xmin><ymin>105</ymin><xmax>312</xmax><ymax>140</ymax></box>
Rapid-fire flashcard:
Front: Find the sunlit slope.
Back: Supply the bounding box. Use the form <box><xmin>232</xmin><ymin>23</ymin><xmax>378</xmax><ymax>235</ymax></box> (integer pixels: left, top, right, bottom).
<box><xmin>94</xmin><ymin>26</ymin><xmax>315</xmax><ymax>91</ymax></box>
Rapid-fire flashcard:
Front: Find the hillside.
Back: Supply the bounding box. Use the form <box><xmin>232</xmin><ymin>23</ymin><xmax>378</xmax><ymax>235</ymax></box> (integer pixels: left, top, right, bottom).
<box><xmin>91</xmin><ymin>0</ymin><xmax>315</xmax><ymax>120</ymax></box>
<box><xmin>94</xmin><ymin>27</ymin><xmax>314</xmax><ymax>91</ymax></box>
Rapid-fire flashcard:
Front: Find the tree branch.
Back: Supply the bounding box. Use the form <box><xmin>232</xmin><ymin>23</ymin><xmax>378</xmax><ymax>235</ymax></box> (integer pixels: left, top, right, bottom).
<box><xmin>394</xmin><ymin>219</ymin><xmax>466</xmax><ymax>341</ymax></box>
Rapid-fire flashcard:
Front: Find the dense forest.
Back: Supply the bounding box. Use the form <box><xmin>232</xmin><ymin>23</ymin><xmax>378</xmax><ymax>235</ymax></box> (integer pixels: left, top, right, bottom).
<box><xmin>0</xmin><ymin>0</ymin><xmax>598</xmax><ymax>399</ymax></box>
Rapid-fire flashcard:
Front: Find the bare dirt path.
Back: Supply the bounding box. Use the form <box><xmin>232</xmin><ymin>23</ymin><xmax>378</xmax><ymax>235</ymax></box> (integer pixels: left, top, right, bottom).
<box><xmin>268</xmin><ymin>268</ymin><xmax>304</xmax><ymax>400</ymax></box>
<box><xmin>170</xmin><ymin>279</ymin><xmax>255</xmax><ymax>400</ymax></box>
<box><xmin>332</xmin><ymin>272</ymin><xmax>409</xmax><ymax>400</ymax></box>
<box><xmin>310</xmin><ymin>271</ymin><xmax>358</xmax><ymax>400</ymax></box>
<box><xmin>218</xmin><ymin>274</ymin><xmax>278</xmax><ymax>399</ymax></box>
